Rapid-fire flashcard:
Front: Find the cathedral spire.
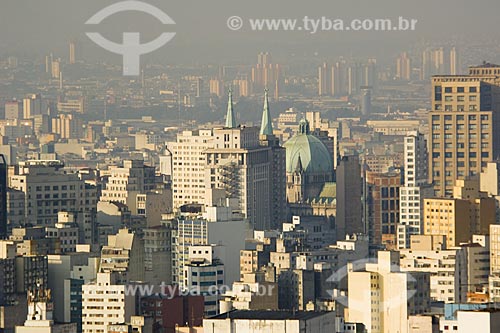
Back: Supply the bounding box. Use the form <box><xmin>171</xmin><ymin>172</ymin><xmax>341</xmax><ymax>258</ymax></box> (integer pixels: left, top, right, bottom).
<box><xmin>225</xmin><ymin>89</ymin><xmax>236</xmax><ymax>128</ymax></box>
<box><xmin>260</xmin><ymin>89</ymin><xmax>273</xmax><ymax>135</ymax></box>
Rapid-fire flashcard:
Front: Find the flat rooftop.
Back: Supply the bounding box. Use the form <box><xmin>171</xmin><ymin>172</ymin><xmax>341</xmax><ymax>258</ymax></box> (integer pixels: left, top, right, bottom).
<box><xmin>209</xmin><ymin>310</ymin><xmax>331</xmax><ymax>321</ymax></box>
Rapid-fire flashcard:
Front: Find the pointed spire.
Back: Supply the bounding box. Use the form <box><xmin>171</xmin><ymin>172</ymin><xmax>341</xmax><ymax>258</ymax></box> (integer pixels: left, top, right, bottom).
<box><xmin>225</xmin><ymin>89</ymin><xmax>236</xmax><ymax>128</ymax></box>
<box><xmin>260</xmin><ymin>89</ymin><xmax>273</xmax><ymax>135</ymax></box>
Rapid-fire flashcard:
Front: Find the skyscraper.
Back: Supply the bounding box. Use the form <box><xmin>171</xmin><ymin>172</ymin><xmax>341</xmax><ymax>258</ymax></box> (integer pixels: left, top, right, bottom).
<box><xmin>429</xmin><ymin>63</ymin><xmax>500</xmax><ymax>197</ymax></box>
<box><xmin>169</xmin><ymin>129</ymin><xmax>215</xmax><ymax>209</ymax></box>
<box><xmin>318</xmin><ymin>62</ymin><xmax>333</xmax><ymax>96</ymax></box>
<box><xmin>0</xmin><ymin>155</ymin><xmax>7</xmax><ymax>239</ymax></box>
<box><xmin>205</xmin><ymin>126</ymin><xmax>273</xmax><ymax>230</ymax></box>
<box><xmin>396</xmin><ymin>52</ymin><xmax>411</xmax><ymax>81</ymax></box>
<box><xmin>397</xmin><ymin>132</ymin><xmax>434</xmax><ymax>249</ymax></box>
<box><xmin>360</xmin><ymin>87</ymin><xmax>372</xmax><ymax>115</ymax></box>
<box><xmin>365</xmin><ymin>170</ymin><xmax>401</xmax><ymax>247</ymax></box>
<box><xmin>336</xmin><ymin>155</ymin><xmax>363</xmax><ymax>240</ymax></box>
<box><xmin>23</xmin><ymin>93</ymin><xmax>42</xmax><ymax>119</ymax></box>
<box><xmin>69</xmin><ymin>41</ymin><xmax>76</xmax><ymax>64</ymax></box>
<box><xmin>251</xmin><ymin>52</ymin><xmax>281</xmax><ymax>99</ymax></box>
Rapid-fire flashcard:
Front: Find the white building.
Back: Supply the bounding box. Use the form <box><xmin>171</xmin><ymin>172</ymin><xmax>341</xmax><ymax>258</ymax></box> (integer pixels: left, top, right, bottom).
<box><xmin>81</xmin><ymin>272</ymin><xmax>136</xmax><ymax>333</ymax></box>
<box><xmin>100</xmin><ymin>160</ymin><xmax>156</xmax><ymax>208</ymax></box>
<box><xmin>184</xmin><ymin>244</ymin><xmax>225</xmax><ymax>316</ymax></box>
<box><xmin>397</xmin><ymin>132</ymin><xmax>434</xmax><ymax>249</ymax></box>
<box><xmin>400</xmin><ymin>246</ymin><xmax>467</xmax><ymax>303</ymax></box>
<box><xmin>457</xmin><ymin>310</ymin><xmax>500</xmax><ymax>333</ymax></box>
<box><xmin>203</xmin><ymin>310</ymin><xmax>336</xmax><ymax>333</ymax></box>
<box><xmin>347</xmin><ymin>251</ymin><xmax>430</xmax><ymax>333</ymax></box>
<box><xmin>168</xmin><ymin>129</ymin><xmax>214</xmax><ymax>209</ymax></box>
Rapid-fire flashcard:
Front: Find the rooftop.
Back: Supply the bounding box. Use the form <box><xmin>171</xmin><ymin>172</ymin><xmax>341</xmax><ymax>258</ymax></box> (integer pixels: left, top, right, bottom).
<box><xmin>209</xmin><ymin>310</ymin><xmax>331</xmax><ymax>320</ymax></box>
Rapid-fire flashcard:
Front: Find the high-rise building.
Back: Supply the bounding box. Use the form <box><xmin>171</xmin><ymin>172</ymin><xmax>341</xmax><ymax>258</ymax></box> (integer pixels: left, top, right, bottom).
<box><xmin>51</xmin><ymin>113</ymin><xmax>83</xmax><ymax>139</ymax></box>
<box><xmin>365</xmin><ymin>170</ymin><xmax>402</xmax><ymax>247</ymax></box>
<box><xmin>203</xmin><ymin>92</ymin><xmax>280</xmax><ymax>230</ymax></box>
<box><xmin>450</xmin><ymin>47</ymin><xmax>459</xmax><ymax>75</ymax></box>
<box><xmin>347</xmin><ymin>251</ymin><xmax>430</xmax><ymax>333</ymax></box>
<box><xmin>429</xmin><ymin>63</ymin><xmax>500</xmax><ymax>197</ymax></box>
<box><xmin>251</xmin><ymin>52</ymin><xmax>281</xmax><ymax>99</ymax></box>
<box><xmin>9</xmin><ymin>161</ymin><xmax>97</xmax><ymax>243</ymax></box>
<box><xmin>209</xmin><ymin>78</ymin><xmax>224</xmax><ymax>97</ymax></box>
<box><xmin>396</xmin><ymin>52</ymin><xmax>412</xmax><ymax>81</ymax></box>
<box><xmin>423</xmin><ymin>178</ymin><xmax>495</xmax><ymax>248</ymax></box>
<box><xmin>172</xmin><ymin>218</ymin><xmax>209</xmax><ymax>286</ymax></box>
<box><xmin>184</xmin><ymin>244</ymin><xmax>225</xmax><ymax>316</ymax></box>
<box><xmin>4</xmin><ymin>100</ymin><xmax>22</xmax><ymax>120</ymax></box>
<box><xmin>361</xmin><ymin>87</ymin><xmax>372</xmax><ymax>115</ymax></box>
<box><xmin>100</xmin><ymin>160</ymin><xmax>156</xmax><ymax>209</ymax></box>
<box><xmin>69</xmin><ymin>41</ymin><xmax>76</xmax><ymax>64</ymax></box>
<box><xmin>397</xmin><ymin>132</ymin><xmax>434</xmax><ymax>249</ymax></box>
<box><xmin>205</xmin><ymin>126</ymin><xmax>274</xmax><ymax>230</ymax></box>
<box><xmin>51</xmin><ymin>59</ymin><xmax>61</xmax><ymax>79</ymax></box>
<box><xmin>23</xmin><ymin>94</ymin><xmax>42</xmax><ymax>119</ymax></box>
<box><xmin>336</xmin><ymin>155</ymin><xmax>363</xmax><ymax>240</ymax></box>
<box><xmin>318</xmin><ymin>62</ymin><xmax>334</xmax><ymax>96</ymax></box>
<box><xmin>0</xmin><ymin>155</ymin><xmax>6</xmax><ymax>239</ymax></box>
<box><xmin>169</xmin><ymin>129</ymin><xmax>214</xmax><ymax>209</ymax></box>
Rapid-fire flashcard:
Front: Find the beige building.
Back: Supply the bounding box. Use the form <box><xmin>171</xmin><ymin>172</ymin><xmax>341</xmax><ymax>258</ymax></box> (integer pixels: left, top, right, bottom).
<box><xmin>204</xmin><ymin>126</ymin><xmax>274</xmax><ymax>230</ymax></box>
<box><xmin>9</xmin><ymin>161</ymin><xmax>97</xmax><ymax>243</ymax></box>
<box><xmin>430</xmin><ymin>64</ymin><xmax>500</xmax><ymax>197</ymax></box>
<box><xmin>400</xmin><ymin>238</ymin><xmax>468</xmax><ymax>303</ymax></box>
<box><xmin>347</xmin><ymin>251</ymin><xmax>430</xmax><ymax>333</ymax></box>
<box><xmin>99</xmin><ymin>228</ymin><xmax>145</xmax><ymax>283</ymax></box>
<box><xmin>81</xmin><ymin>272</ymin><xmax>137</xmax><ymax>333</ymax></box>
<box><xmin>51</xmin><ymin>114</ymin><xmax>83</xmax><ymax>139</ymax></box>
<box><xmin>100</xmin><ymin>160</ymin><xmax>156</xmax><ymax>209</ymax></box>
<box><xmin>423</xmin><ymin>178</ymin><xmax>496</xmax><ymax>248</ymax></box>
<box><xmin>169</xmin><ymin>129</ymin><xmax>214</xmax><ymax>209</ymax></box>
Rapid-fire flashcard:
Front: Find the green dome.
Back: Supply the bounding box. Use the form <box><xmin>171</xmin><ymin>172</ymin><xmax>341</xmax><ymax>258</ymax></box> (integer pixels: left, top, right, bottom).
<box><xmin>284</xmin><ymin>119</ymin><xmax>333</xmax><ymax>174</ymax></box>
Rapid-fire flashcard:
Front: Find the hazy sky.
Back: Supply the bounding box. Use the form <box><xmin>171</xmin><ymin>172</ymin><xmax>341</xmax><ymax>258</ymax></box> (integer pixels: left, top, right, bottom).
<box><xmin>1</xmin><ymin>0</ymin><xmax>500</xmax><ymax>65</ymax></box>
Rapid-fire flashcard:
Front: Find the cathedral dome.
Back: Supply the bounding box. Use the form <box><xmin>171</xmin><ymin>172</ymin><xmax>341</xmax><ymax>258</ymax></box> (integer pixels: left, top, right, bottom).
<box><xmin>284</xmin><ymin>119</ymin><xmax>333</xmax><ymax>175</ymax></box>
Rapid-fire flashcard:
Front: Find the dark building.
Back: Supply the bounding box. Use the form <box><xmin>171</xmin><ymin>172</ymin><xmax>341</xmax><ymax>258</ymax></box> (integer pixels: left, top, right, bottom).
<box><xmin>0</xmin><ymin>154</ymin><xmax>7</xmax><ymax>239</ymax></box>
<box><xmin>141</xmin><ymin>286</ymin><xmax>204</xmax><ymax>333</ymax></box>
<box><xmin>336</xmin><ymin>155</ymin><xmax>363</xmax><ymax>240</ymax></box>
